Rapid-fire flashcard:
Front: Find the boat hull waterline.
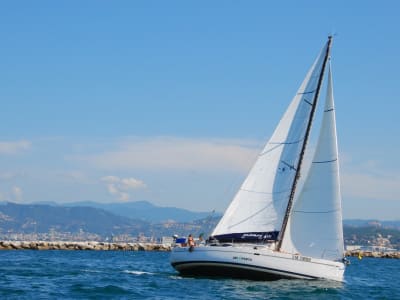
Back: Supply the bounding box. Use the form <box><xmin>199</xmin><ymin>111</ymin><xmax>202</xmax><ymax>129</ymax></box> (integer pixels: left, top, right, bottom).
<box><xmin>170</xmin><ymin>245</ymin><xmax>345</xmax><ymax>281</ymax></box>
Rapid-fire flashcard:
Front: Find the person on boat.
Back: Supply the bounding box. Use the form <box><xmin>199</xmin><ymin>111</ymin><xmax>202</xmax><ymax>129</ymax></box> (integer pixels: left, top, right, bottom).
<box><xmin>188</xmin><ymin>234</ymin><xmax>195</xmax><ymax>252</ymax></box>
<box><xmin>198</xmin><ymin>233</ymin><xmax>205</xmax><ymax>245</ymax></box>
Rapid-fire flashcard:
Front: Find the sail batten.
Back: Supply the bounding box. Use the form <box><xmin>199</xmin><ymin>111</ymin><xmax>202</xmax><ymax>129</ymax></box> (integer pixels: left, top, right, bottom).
<box><xmin>312</xmin><ymin>158</ymin><xmax>337</xmax><ymax>163</ymax></box>
<box><xmin>298</xmin><ymin>90</ymin><xmax>316</xmax><ymax>95</ymax></box>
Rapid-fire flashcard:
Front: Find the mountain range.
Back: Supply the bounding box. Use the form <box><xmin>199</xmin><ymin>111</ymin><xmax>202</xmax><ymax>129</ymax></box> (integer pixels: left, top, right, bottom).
<box><xmin>0</xmin><ymin>201</ymin><xmax>399</xmax><ymax>244</ymax></box>
<box><xmin>342</xmin><ymin>219</ymin><xmax>400</xmax><ymax>229</ymax></box>
<box><xmin>0</xmin><ymin>201</ymin><xmax>219</xmax><ymax>239</ymax></box>
<box><xmin>0</xmin><ymin>201</ymin><xmax>148</xmax><ymax>237</ymax></box>
<box><xmin>63</xmin><ymin>200</ymin><xmax>214</xmax><ymax>223</ymax></box>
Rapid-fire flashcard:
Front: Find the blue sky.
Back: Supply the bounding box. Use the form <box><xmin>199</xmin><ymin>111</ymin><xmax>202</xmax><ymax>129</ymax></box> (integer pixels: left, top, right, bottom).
<box><xmin>0</xmin><ymin>1</ymin><xmax>399</xmax><ymax>219</ymax></box>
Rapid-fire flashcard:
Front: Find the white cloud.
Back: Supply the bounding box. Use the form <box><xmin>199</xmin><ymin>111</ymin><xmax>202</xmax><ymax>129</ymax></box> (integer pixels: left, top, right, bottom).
<box><xmin>337</xmin><ymin>155</ymin><xmax>400</xmax><ymax>207</ymax></box>
<box><xmin>101</xmin><ymin>175</ymin><xmax>146</xmax><ymax>201</ymax></box>
<box><xmin>119</xmin><ymin>192</ymin><xmax>130</xmax><ymax>202</ymax></box>
<box><xmin>106</xmin><ymin>183</ymin><xmax>119</xmax><ymax>195</ymax></box>
<box><xmin>0</xmin><ymin>172</ymin><xmax>23</xmax><ymax>181</ymax></box>
<box><xmin>101</xmin><ymin>175</ymin><xmax>120</xmax><ymax>183</ymax></box>
<box><xmin>0</xmin><ymin>140</ymin><xmax>31</xmax><ymax>154</ymax></box>
<box><xmin>56</xmin><ymin>171</ymin><xmax>92</xmax><ymax>184</ymax></box>
<box><xmin>341</xmin><ymin>172</ymin><xmax>400</xmax><ymax>201</ymax></box>
<box><xmin>121</xmin><ymin>178</ymin><xmax>146</xmax><ymax>189</ymax></box>
<box><xmin>76</xmin><ymin>137</ymin><xmax>259</xmax><ymax>173</ymax></box>
<box><xmin>12</xmin><ymin>186</ymin><xmax>23</xmax><ymax>202</ymax></box>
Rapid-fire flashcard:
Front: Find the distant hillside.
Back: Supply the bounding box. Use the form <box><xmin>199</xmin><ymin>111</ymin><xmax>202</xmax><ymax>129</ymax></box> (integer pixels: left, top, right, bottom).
<box><xmin>1</xmin><ymin>201</ymin><xmax>399</xmax><ymax>249</ymax></box>
<box><xmin>344</xmin><ymin>219</ymin><xmax>400</xmax><ymax>230</ymax></box>
<box><xmin>344</xmin><ymin>225</ymin><xmax>400</xmax><ymax>249</ymax></box>
<box><xmin>64</xmin><ymin>200</ymin><xmax>215</xmax><ymax>223</ymax></box>
<box><xmin>0</xmin><ymin>202</ymin><xmax>149</xmax><ymax>237</ymax></box>
<box><xmin>0</xmin><ymin>201</ymin><xmax>219</xmax><ymax>240</ymax></box>
<box><xmin>151</xmin><ymin>216</ymin><xmax>221</xmax><ymax>239</ymax></box>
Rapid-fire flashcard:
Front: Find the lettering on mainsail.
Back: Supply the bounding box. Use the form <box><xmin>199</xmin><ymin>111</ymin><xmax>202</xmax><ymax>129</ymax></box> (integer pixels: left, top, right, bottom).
<box><xmin>276</xmin><ymin>36</ymin><xmax>333</xmax><ymax>251</ymax></box>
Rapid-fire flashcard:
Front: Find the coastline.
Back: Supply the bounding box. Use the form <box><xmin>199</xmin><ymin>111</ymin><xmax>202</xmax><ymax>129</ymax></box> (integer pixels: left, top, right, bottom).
<box><xmin>0</xmin><ymin>240</ymin><xmax>171</xmax><ymax>251</ymax></box>
<box><xmin>345</xmin><ymin>249</ymin><xmax>400</xmax><ymax>259</ymax></box>
<box><xmin>0</xmin><ymin>241</ymin><xmax>399</xmax><ymax>259</ymax></box>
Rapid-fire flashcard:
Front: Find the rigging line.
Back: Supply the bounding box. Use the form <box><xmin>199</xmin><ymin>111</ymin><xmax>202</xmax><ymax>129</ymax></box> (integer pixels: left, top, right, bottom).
<box><xmin>259</xmin><ymin>138</ymin><xmax>304</xmax><ymax>156</ymax></box>
<box><xmin>312</xmin><ymin>158</ymin><xmax>337</xmax><ymax>164</ymax></box>
<box><xmin>304</xmin><ymin>99</ymin><xmax>313</xmax><ymax>106</ymax></box>
<box><xmin>281</xmin><ymin>160</ymin><xmax>296</xmax><ymax>171</ymax></box>
<box><xmin>269</xmin><ymin>138</ymin><xmax>304</xmax><ymax>145</ymax></box>
<box><xmin>227</xmin><ymin>204</ymin><xmax>272</xmax><ymax>229</ymax></box>
<box><xmin>324</xmin><ymin>108</ymin><xmax>334</xmax><ymax>112</ymax></box>
<box><xmin>259</xmin><ymin>139</ymin><xmax>304</xmax><ymax>157</ymax></box>
<box><xmin>258</xmin><ymin>143</ymin><xmax>282</xmax><ymax>156</ymax></box>
<box><xmin>240</xmin><ymin>188</ymin><xmax>272</xmax><ymax>195</ymax></box>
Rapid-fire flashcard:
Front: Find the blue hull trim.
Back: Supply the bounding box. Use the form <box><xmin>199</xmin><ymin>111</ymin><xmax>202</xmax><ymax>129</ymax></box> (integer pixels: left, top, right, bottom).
<box><xmin>171</xmin><ymin>260</ymin><xmax>317</xmax><ymax>281</ymax></box>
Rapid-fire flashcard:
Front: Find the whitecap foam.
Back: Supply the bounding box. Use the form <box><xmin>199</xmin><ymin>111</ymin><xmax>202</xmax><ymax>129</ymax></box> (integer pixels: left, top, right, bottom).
<box><xmin>169</xmin><ymin>275</ymin><xmax>184</xmax><ymax>280</ymax></box>
<box><xmin>123</xmin><ymin>270</ymin><xmax>154</xmax><ymax>276</ymax></box>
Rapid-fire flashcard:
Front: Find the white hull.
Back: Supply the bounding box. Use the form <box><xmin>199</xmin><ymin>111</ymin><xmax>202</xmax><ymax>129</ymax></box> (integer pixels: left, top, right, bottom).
<box><xmin>170</xmin><ymin>244</ymin><xmax>345</xmax><ymax>282</ymax></box>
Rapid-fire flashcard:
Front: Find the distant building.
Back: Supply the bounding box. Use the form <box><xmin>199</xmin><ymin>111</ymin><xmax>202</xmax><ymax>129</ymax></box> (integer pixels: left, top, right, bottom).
<box><xmin>360</xmin><ymin>246</ymin><xmax>397</xmax><ymax>253</ymax></box>
<box><xmin>162</xmin><ymin>236</ymin><xmax>174</xmax><ymax>246</ymax></box>
<box><xmin>346</xmin><ymin>245</ymin><xmax>362</xmax><ymax>251</ymax></box>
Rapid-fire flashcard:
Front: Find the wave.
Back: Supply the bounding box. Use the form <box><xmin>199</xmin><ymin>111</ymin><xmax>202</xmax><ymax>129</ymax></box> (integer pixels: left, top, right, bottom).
<box><xmin>169</xmin><ymin>275</ymin><xmax>184</xmax><ymax>280</ymax></box>
<box><xmin>123</xmin><ymin>270</ymin><xmax>154</xmax><ymax>276</ymax></box>
<box><xmin>82</xmin><ymin>269</ymin><xmax>103</xmax><ymax>273</ymax></box>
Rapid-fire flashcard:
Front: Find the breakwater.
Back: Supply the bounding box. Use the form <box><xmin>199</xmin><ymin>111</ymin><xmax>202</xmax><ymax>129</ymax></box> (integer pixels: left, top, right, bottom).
<box><xmin>1</xmin><ymin>241</ymin><xmax>399</xmax><ymax>258</ymax></box>
<box><xmin>345</xmin><ymin>250</ymin><xmax>400</xmax><ymax>259</ymax></box>
<box><xmin>0</xmin><ymin>241</ymin><xmax>171</xmax><ymax>251</ymax></box>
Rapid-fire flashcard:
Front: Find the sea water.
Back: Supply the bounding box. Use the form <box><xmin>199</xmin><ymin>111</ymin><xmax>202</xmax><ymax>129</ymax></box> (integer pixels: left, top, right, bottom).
<box><xmin>0</xmin><ymin>250</ymin><xmax>399</xmax><ymax>299</ymax></box>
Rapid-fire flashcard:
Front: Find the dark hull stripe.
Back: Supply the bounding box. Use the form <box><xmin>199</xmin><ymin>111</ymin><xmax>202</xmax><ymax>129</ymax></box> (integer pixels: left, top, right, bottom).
<box><xmin>171</xmin><ymin>260</ymin><xmax>317</xmax><ymax>280</ymax></box>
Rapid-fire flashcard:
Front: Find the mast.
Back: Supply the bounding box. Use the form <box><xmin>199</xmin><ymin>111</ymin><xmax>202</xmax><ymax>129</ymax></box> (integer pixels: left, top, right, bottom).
<box><xmin>277</xmin><ymin>36</ymin><xmax>333</xmax><ymax>251</ymax></box>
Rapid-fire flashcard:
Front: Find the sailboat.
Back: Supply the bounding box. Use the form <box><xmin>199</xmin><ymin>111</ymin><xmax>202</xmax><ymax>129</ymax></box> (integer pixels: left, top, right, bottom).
<box><xmin>170</xmin><ymin>36</ymin><xmax>346</xmax><ymax>281</ymax></box>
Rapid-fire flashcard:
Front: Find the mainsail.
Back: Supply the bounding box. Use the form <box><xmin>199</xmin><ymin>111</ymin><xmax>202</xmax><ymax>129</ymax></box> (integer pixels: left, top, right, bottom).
<box><xmin>212</xmin><ymin>41</ymin><xmax>331</xmax><ymax>242</ymax></box>
<box><xmin>281</xmin><ymin>63</ymin><xmax>344</xmax><ymax>260</ymax></box>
